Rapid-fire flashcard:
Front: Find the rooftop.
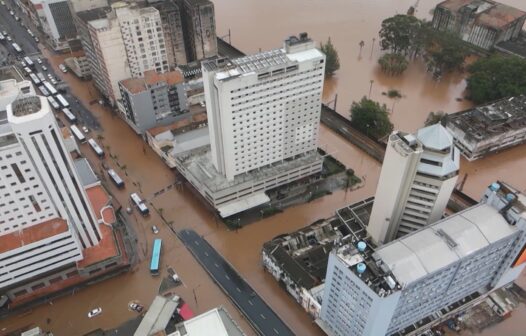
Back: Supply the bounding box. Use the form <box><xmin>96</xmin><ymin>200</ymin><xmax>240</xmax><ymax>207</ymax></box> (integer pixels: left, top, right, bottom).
<box><xmin>120</xmin><ymin>70</ymin><xmax>184</xmax><ymax>94</ymax></box>
<box><xmin>175</xmin><ymin>146</ymin><xmax>323</xmax><ymax>192</ymax></box>
<box><xmin>0</xmin><ymin>66</ymin><xmax>24</xmax><ymax>82</ymax></box>
<box><xmin>0</xmin><ymin>218</ymin><xmax>69</xmax><ymax>254</ymax></box>
<box><xmin>74</xmin><ymin>158</ymin><xmax>99</xmax><ymax>188</ymax></box>
<box><xmin>76</xmin><ymin>6</ymin><xmax>111</xmax><ymax>24</ymax></box>
<box><xmin>173</xmin><ymin>307</ymin><xmax>246</xmax><ymax>336</ymax></box>
<box><xmin>445</xmin><ymin>95</ymin><xmax>526</xmax><ymax>142</ymax></box>
<box><xmin>417</xmin><ymin>124</ymin><xmax>454</xmax><ymax>152</ymax></box>
<box><xmin>77</xmin><ymin>224</ymin><xmax>118</xmax><ymax>268</ymax></box>
<box><xmin>85</xmin><ymin>184</ymin><xmax>115</xmax><ymax>225</ymax></box>
<box><xmin>10</xmin><ymin>96</ymin><xmax>42</xmax><ymax>117</ymax></box>
<box><xmin>134</xmin><ymin>295</ymin><xmax>179</xmax><ymax>336</ymax></box>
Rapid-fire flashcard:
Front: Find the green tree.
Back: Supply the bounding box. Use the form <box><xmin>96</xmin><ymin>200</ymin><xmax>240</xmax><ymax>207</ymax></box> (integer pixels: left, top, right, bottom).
<box><xmin>379</xmin><ymin>14</ymin><xmax>421</xmax><ymax>55</ymax></box>
<box><xmin>426</xmin><ymin>32</ymin><xmax>468</xmax><ymax>75</ymax></box>
<box><xmin>424</xmin><ymin>111</ymin><xmax>446</xmax><ymax>126</ymax></box>
<box><xmin>320</xmin><ymin>38</ymin><xmax>340</xmax><ymax>77</ymax></box>
<box><xmin>350</xmin><ymin>97</ymin><xmax>393</xmax><ymax>140</ymax></box>
<box><xmin>466</xmin><ymin>55</ymin><xmax>526</xmax><ymax>104</ymax></box>
<box><xmin>378</xmin><ymin>53</ymin><xmax>408</xmax><ymax>75</ymax></box>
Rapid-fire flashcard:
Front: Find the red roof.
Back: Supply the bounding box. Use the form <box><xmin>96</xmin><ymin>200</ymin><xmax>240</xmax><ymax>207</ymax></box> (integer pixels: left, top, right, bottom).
<box><xmin>85</xmin><ymin>185</ymin><xmax>116</xmax><ymax>224</ymax></box>
<box><xmin>0</xmin><ymin>218</ymin><xmax>68</xmax><ymax>254</ymax></box>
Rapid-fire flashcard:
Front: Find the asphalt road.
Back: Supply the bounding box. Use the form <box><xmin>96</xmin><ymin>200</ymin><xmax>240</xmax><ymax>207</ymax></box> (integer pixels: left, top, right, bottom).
<box><xmin>0</xmin><ymin>1</ymin><xmax>100</xmax><ymax>131</ymax></box>
<box><xmin>178</xmin><ymin>229</ymin><xmax>294</xmax><ymax>336</ymax></box>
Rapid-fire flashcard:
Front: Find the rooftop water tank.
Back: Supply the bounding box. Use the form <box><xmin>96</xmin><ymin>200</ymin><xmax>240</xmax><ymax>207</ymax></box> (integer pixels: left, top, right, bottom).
<box><xmin>506</xmin><ymin>193</ymin><xmax>515</xmax><ymax>202</ymax></box>
<box><xmin>357</xmin><ymin>241</ymin><xmax>367</xmax><ymax>252</ymax></box>
<box><xmin>490</xmin><ymin>182</ymin><xmax>500</xmax><ymax>192</ymax></box>
<box><xmin>357</xmin><ymin>263</ymin><xmax>366</xmax><ymax>274</ymax></box>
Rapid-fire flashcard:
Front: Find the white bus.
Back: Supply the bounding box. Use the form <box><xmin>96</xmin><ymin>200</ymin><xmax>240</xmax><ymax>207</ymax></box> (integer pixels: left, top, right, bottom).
<box><xmin>47</xmin><ymin>96</ymin><xmax>60</xmax><ymax>110</ymax></box>
<box><xmin>37</xmin><ymin>72</ymin><xmax>46</xmax><ymax>82</ymax></box>
<box><xmin>23</xmin><ymin>57</ymin><xmax>34</xmax><ymax>68</ymax></box>
<box><xmin>130</xmin><ymin>193</ymin><xmax>149</xmax><ymax>216</ymax></box>
<box><xmin>38</xmin><ymin>85</ymin><xmax>50</xmax><ymax>97</ymax></box>
<box><xmin>55</xmin><ymin>94</ymin><xmax>69</xmax><ymax>108</ymax></box>
<box><xmin>62</xmin><ymin>108</ymin><xmax>77</xmax><ymax>123</ymax></box>
<box><xmin>42</xmin><ymin>81</ymin><xmax>57</xmax><ymax>95</ymax></box>
<box><xmin>29</xmin><ymin>73</ymin><xmax>40</xmax><ymax>85</ymax></box>
<box><xmin>70</xmin><ymin>125</ymin><xmax>86</xmax><ymax>143</ymax></box>
<box><xmin>107</xmin><ymin>169</ymin><xmax>124</xmax><ymax>188</ymax></box>
<box><xmin>87</xmin><ymin>138</ymin><xmax>104</xmax><ymax>158</ymax></box>
<box><xmin>11</xmin><ymin>43</ymin><xmax>22</xmax><ymax>53</ymax></box>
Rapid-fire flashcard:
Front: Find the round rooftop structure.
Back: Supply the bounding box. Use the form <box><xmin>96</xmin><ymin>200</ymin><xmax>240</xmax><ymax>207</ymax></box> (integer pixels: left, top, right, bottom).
<box><xmin>11</xmin><ymin>96</ymin><xmax>42</xmax><ymax>117</ymax></box>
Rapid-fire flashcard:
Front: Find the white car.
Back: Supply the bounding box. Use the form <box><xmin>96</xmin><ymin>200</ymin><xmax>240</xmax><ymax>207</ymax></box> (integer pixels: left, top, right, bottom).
<box><xmin>82</xmin><ymin>126</ymin><xmax>89</xmax><ymax>134</ymax></box>
<box><xmin>9</xmin><ymin>10</ymin><xmax>14</xmax><ymax>16</ymax></box>
<box><xmin>6</xmin><ymin>36</ymin><xmax>11</xmax><ymax>42</ymax></box>
<box><xmin>50</xmin><ymin>79</ymin><xmax>57</xmax><ymax>85</ymax></box>
<box><xmin>41</xmin><ymin>65</ymin><xmax>47</xmax><ymax>71</ymax></box>
<box><xmin>87</xmin><ymin>307</ymin><xmax>102</xmax><ymax>318</ymax></box>
<box><xmin>36</xmin><ymin>58</ymin><xmax>42</xmax><ymax>64</ymax></box>
<box><xmin>20</xmin><ymin>61</ymin><xmax>26</xmax><ymax>67</ymax></box>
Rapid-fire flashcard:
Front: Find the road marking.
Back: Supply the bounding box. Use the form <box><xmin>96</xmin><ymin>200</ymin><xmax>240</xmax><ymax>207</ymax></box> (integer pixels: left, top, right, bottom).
<box><xmin>248</xmin><ymin>300</ymin><xmax>253</xmax><ymax>306</ymax></box>
<box><xmin>260</xmin><ymin>313</ymin><xmax>266</xmax><ymax>320</ymax></box>
<box><xmin>225</xmin><ymin>274</ymin><xmax>230</xmax><ymax>280</ymax></box>
<box><xmin>204</xmin><ymin>252</ymin><xmax>209</xmax><ymax>257</ymax></box>
<box><xmin>214</xmin><ymin>263</ymin><xmax>219</xmax><ymax>268</ymax></box>
<box><xmin>274</xmin><ymin>328</ymin><xmax>279</xmax><ymax>334</ymax></box>
<box><xmin>194</xmin><ymin>241</ymin><xmax>199</xmax><ymax>246</ymax></box>
<box><xmin>236</xmin><ymin>287</ymin><xmax>241</xmax><ymax>293</ymax></box>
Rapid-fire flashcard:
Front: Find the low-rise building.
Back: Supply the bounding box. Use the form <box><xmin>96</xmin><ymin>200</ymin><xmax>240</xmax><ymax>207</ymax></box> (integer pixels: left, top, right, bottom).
<box><xmin>118</xmin><ymin>70</ymin><xmax>188</xmax><ymax>134</ymax></box>
<box><xmin>64</xmin><ymin>56</ymin><xmax>91</xmax><ymax>79</ymax></box>
<box><xmin>432</xmin><ymin>0</ymin><xmax>526</xmax><ymax>50</ymax></box>
<box><xmin>444</xmin><ymin>95</ymin><xmax>526</xmax><ymax>160</ymax></box>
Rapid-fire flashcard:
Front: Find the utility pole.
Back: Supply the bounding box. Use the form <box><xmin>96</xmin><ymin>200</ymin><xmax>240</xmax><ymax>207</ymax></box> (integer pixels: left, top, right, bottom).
<box><xmin>368</xmin><ymin>80</ymin><xmax>374</xmax><ymax>99</ymax></box>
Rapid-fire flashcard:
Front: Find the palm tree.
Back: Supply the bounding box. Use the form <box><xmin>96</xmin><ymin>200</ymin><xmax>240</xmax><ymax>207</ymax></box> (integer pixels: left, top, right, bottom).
<box><xmin>359</xmin><ymin>40</ymin><xmax>365</xmax><ymax>57</ymax></box>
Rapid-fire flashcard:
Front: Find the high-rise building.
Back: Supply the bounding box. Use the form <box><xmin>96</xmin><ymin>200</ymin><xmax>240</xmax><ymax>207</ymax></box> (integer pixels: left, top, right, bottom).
<box><xmin>179</xmin><ymin>0</ymin><xmax>217</xmax><ymax>62</ymax></box>
<box><xmin>202</xmin><ymin>33</ymin><xmax>325</xmax><ymax>181</ymax></box>
<box><xmin>149</xmin><ymin>0</ymin><xmax>187</xmax><ymax>67</ymax></box>
<box><xmin>30</xmin><ymin>0</ymin><xmax>78</xmax><ymax>51</ymax></box>
<box><xmin>119</xmin><ymin>69</ymin><xmax>188</xmax><ymax>134</ymax></box>
<box><xmin>69</xmin><ymin>0</ymin><xmax>108</xmax><ymax>13</ymax></box>
<box><xmin>367</xmin><ymin>124</ymin><xmax>460</xmax><ymax>245</ymax></box>
<box><xmin>319</xmin><ymin>181</ymin><xmax>526</xmax><ymax>336</ymax></box>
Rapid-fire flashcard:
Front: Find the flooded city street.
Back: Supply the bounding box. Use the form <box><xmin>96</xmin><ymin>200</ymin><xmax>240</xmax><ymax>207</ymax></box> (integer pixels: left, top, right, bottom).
<box><xmin>1</xmin><ymin>0</ymin><xmax>526</xmax><ymax>335</ymax></box>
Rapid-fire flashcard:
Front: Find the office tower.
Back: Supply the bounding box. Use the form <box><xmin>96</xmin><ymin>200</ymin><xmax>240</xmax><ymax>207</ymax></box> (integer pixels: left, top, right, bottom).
<box><xmin>367</xmin><ymin>124</ymin><xmax>460</xmax><ymax>245</ymax></box>
<box><xmin>202</xmin><ymin>33</ymin><xmax>325</xmax><ymax>181</ymax></box>
<box><xmin>119</xmin><ymin>69</ymin><xmax>188</xmax><ymax>134</ymax></box>
<box><xmin>149</xmin><ymin>0</ymin><xmax>187</xmax><ymax>66</ymax></box>
<box><xmin>30</xmin><ymin>0</ymin><xmax>78</xmax><ymax>50</ymax></box>
<box><xmin>319</xmin><ymin>181</ymin><xmax>526</xmax><ymax>336</ymax></box>
<box><xmin>179</xmin><ymin>0</ymin><xmax>217</xmax><ymax>62</ymax></box>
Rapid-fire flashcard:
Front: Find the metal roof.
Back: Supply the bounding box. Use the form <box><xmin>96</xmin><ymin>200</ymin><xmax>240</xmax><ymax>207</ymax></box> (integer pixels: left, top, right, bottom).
<box><xmin>73</xmin><ymin>158</ymin><xmax>99</xmax><ymax>187</ymax></box>
<box><xmin>134</xmin><ymin>296</ymin><xmax>179</xmax><ymax>336</ymax></box>
<box><xmin>417</xmin><ymin>124</ymin><xmax>453</xmax><ymax>152</ymax></box>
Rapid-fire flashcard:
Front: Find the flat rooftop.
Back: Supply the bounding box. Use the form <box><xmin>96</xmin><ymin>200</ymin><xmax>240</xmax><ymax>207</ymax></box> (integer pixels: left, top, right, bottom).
<box><xmin>0</xmin><ymin>66</ymin><xmax>24</xmax><ymax>82</ymax></box>
<box><xmin>120</xmin><ymin>69</ymin><xmax>184</xmax><ymax>95</ymax></box>
<box><xmin>74</xmin><ymin>158</ymin><xmax>99</xmax><ymax>187</ymax></box>
<box><xmin>10</xmin><ymin>96</ymin><xmax>42</xmax><ymax>117</ymax></box>
<box><xmin>134</xmin><ymin>295</ymin><xmax>179</xmax><ymax>336</ymax></box>
<box><xmin>445</xmin><ymin>95</ymin><xmax>526</xmax><ymax>141</ymax></box>
<box><xmin>85</xmin><ymin>184</ymin><xmax>115</xmax><ymax>225</ymax></box>
<box><xmin>175</xmin><ymin>307</ymin><xmax>245</xmax><ymax>336</ymax></box>
<box><xmin>175</xmin><ymin>146</ymin><xmax>322</xmax><ymax>192</ymax></box>
<box><xmin>76</xmin><ymin>6</ymin><xmax>110</xmax><ymax>23</ymax></box>
<box><xmin>0</xmin><ymin>218</ymin><xmax>68</xmax><ymax>254</ymax></box>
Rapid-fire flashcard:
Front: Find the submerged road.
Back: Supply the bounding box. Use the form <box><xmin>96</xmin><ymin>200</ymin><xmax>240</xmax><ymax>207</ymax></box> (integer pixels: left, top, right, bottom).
<box><xmin>178</xmin><ymin>229</ymin><xmax>294</xmax><ymax>336</ymax></box>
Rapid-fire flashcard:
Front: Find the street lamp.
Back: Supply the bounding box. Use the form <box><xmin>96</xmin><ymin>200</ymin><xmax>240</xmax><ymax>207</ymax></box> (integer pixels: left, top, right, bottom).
<box><xmin>368</xmin><ymin>80</ymin><xmax>374</xmax><ymax>99</ymax></box>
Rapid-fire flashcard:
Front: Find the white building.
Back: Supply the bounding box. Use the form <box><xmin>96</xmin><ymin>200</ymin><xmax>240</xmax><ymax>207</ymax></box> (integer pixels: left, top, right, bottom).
<box><xmin>367</xmin><ymin>124</ymin><xmax>460</xmax><ymax>245</ymax></box>
<box><xmin>115</xmin><ymin>5</ymin><xmax>169</xmax><ymax>77</ymax></box>
<box><xmin>318</xmin><ymin>181</ymin><xmax>526</xmax><ymax>336</ymax></box>
<box><xmin>30</xmin><ymin>0</ymin><xmax>78</xmax><ymax>51</ymax></box>
<box><xmin>202</xmin><ymin>32</ymin><xmax>325</xmax><ymax>181</ymax></box>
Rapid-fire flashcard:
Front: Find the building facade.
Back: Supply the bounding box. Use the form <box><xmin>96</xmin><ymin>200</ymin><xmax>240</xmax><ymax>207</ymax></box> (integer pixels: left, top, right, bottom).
<box><xmin>179</xmin><ymin>0</ymin><xmax>217</xmax><ymax>62</ymax></box>
<box><xmin>119</xmin><ymin>70</ymin><xmax>188</xmax><ymax>134</ymax></box>
<box><xmin>319</xmin><ymin>181</ymin><xmax>526</xmax><ymax>336</ymax></box>
<box><xmin>150</xmin><ymin>0</ymin><xmax>187</xmax><ymax>67</ymax></box>
<box><xmin>444</xmin><ymin>95</ymin><xmax>526</xmax><ymax>161</ymax></box>
<box><xmin>432</xmin><ymin>0</ymin><xmax>526</xmax><ymax>50</ymax></box>
<box><xmin>202</xmin><ymin>33</ymin><xmax>325</xmax><ymax>181</ymax></box>
<box><xmin>30</xmin><ymin>0</ymin><xmax>78</xmax><ymax>51</ymax></box>
<box><xmin>367</xmin><ymin>124</ymin><xmax>460</xmax><ymax>245</ymax></box>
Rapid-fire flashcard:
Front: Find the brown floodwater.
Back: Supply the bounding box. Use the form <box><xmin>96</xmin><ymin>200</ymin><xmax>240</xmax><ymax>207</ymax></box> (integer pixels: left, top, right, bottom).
<box><xmin>2</xmin><ymin>1</ymin><xmax>526</xmax><ymax>335</ymax></box>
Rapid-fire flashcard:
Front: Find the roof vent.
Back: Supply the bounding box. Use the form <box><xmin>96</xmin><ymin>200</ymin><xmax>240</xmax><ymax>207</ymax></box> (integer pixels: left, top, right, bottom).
<box><xmin>490</xmin><ymin>182</ymin><xmax>500</xmax><ymax>192</ymax></box>
<box><xmin>357</xmin><ymin>241</ymin><xmax>367</xmax><ymax>252</ymax></box>
<box><xmin>356</xmin><ymin>263</ymin><xmax>366</xmax><ymax>274</ymax></box>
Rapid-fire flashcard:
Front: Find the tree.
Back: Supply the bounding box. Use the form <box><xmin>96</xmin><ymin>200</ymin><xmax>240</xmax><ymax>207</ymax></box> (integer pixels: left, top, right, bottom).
<box><xmin>466</xmin><ymin>55</ymin><xmax>526</xmax><ymax>104</ymax></box>
<box><xmin>379</xmin><ymin>14</ymin><xmax>421</xmax><ymax>55</ymax></box>
<box><xmin>424</xmin><ymin>111</ymin><xmax>446</xmax><ymax>126</ymax></box>
<box><xmin>426</xmin><ymin>32</ymin><xmax>468</xmax><ymax>76</ymax></box>
<box><xmin>378</xmin><ymin>53</ymin><xmax>408</xmax><ymax>75</ymax></box>
<box><xmin>350</xmin><ymin>97</ymin><xmax>394</xmax><ymax>140</ymax></box>
<box><xmin>320</xmin><ymin>38</ymin><xmax>340</xmax><ymax>77</ymax></box>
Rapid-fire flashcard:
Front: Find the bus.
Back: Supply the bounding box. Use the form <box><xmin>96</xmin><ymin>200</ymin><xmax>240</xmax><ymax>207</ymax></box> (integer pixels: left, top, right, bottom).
<box><xmin>47</xmin><ymin>96</ymin><xmax>60</xmax><ymax>110</ymax></box>
<box><xmin>70</xmin><ymin>125</ymin><xmax>86</xmax><ymax>143</ymax></box>
<box><xmin>150</xmin><ymin>239</ymin><xmax>162</xmax><ymax>276</ymax></box>
<box><xmin>23</xmin><ymin>57</ymin><xmax>34</xmax><ymax>68</ymax></box>
<box><xmin>11</xmin><ymin>43</ymin><xmax>22</xmax><ymax>54</ymax></box>
<box><xmin>130</xmin><ymin>192</ymin><xmax>149</xmax><ymax>216</ymax></box>
<box><xmin>38</xmin><ymin>85</ymin><xmax>50</xmax><ymax>97</ymax></box>
<box><xmin>62</xmin><ymin>108</ymin><xmax>77</xmax><ymax>123</ymax></box>
<box><xmin>55</xmin><ymin>94</ymin><xmax>69</xmax><ymax>108</ymax></box>
<box><xmin>87</xmin><ymin>138</ymin><xmax>104</xmax><ymax>158</ymax></box>
<box><xmin>29</xmin><ymin>73</ymin><xmax>40</xmax><ymax>85</ymax></box>
<box><xmin>37</xmin><ymin>72</ymin><xmax>46</xmax><ymax>82</ymax></box>
<box><xmin>107</xmin><ymin>169</ymin><xmax>124</xmax><ymax>188</ymax></box>
<box><xmin>42</xmin><ymin>81</ymin><xmax>57</xmax><ymax>95</ymax></box>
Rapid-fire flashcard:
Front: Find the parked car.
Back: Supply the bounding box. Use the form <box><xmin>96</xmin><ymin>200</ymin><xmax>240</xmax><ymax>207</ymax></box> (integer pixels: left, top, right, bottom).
<box><xmin>6</xmin><ymin>36</ymin><xmax>11</xmax><ymax>42</ymax></box>
<box><xmin>87</xmin><ymin>307</ymin><xmax>102</xmax><ymax>318</ymax></box>
<box><xmin>20</xmin><ymin>60</ymin><xmax>26</xmax><ymax>67</ymax></box>
<box><xmin>151</xmin><ymin>225</ymin><xmax>159</xmax><ymax>234</ymax></box>
<box><xmin>129</xmin><ymin>303</ymin><xmax>143</xmax><ymax>313</ymax></box>
<box><xmin>82</xmin><ymin>126</ymin><xmax>89</xmax><ymax>133</ymax></box>
<box><xmin>14</xmin><ymin>16</ymin><xmax>20</xmax><ymax>21</ymax></box>
<box><xmin>34</xmin><ymin>37</ymin><xmax>39</xmax><ymax>43</ymax></box>
<box><xmin>36</xmin><ymin>58</ymin><xmax>42</xmax><ymax>64</ymax></box>
<box><xmin>9</xmin><ymin>10</ymin><xmax>14</xmax><ymax>16</ymax></box>
<box><xmin>41</xmin><ymin>65</ymin><xmax>47</xmax><ymax>71</ymax></box>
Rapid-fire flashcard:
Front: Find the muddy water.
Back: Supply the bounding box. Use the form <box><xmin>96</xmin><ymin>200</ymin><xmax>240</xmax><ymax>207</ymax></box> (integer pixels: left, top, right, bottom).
<box><xmin>2</xmin><ymin>1</ymin><xmax>526</xmax><ymax>335</ymax></box>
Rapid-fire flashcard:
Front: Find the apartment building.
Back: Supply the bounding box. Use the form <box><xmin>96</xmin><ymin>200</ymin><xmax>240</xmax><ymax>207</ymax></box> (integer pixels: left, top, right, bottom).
<box><xmin>149</xmin><ymin>0</ymin><xmax>187</xmax><ymax>67</ymax></box>
<box><xmin>367</xmin><ymin>124</ymin><xmax>460</xmax><ymax>245</ymax></box>
<box><xmin>119</xmin><ymin>69</ymin><xmax>188</xmax><ymax>134</ymax></box>
<box><xmin>318</xmin><ymin>181</ymin><xmax>526</xmax><ymax>336</ymax></box>
<box><xmin>30</xmin><ymin>0</ymin><xmax>78</xmax><ymax>51</ymax></box>
<box><xmin>179</xmin><ymin>0</ymin><xmax>217</xmax><ymax>62</ymax></box>
<box><xmin>115</xmin><ymin>5</ymin><xmax>169</xmax><ymax>77</ymax></box>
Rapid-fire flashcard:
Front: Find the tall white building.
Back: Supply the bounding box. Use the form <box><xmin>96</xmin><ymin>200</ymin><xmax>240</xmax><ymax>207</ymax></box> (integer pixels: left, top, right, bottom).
<box><xmin>202</xmin><ymin>33</ymin><xmax>325</xmax><ymax>181</ymax></box>
<box><xmin>319</xmin><ymin>181</ymin><xmax>526</xmax><ymax>336</ymax></box>
<box><xmin>367</xmin><ymin>124</ymin><xmax>460</xmax><ymax>245</ymax></box>
<box><xmin>0</xmin><ymin>86</ymin><xmax>100</xmax><ymax>289</ymax></box>
<box><xmin>115</xmin><ymin>5</ymin><xmax>169</xmax><ymax>77</ymax></box>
